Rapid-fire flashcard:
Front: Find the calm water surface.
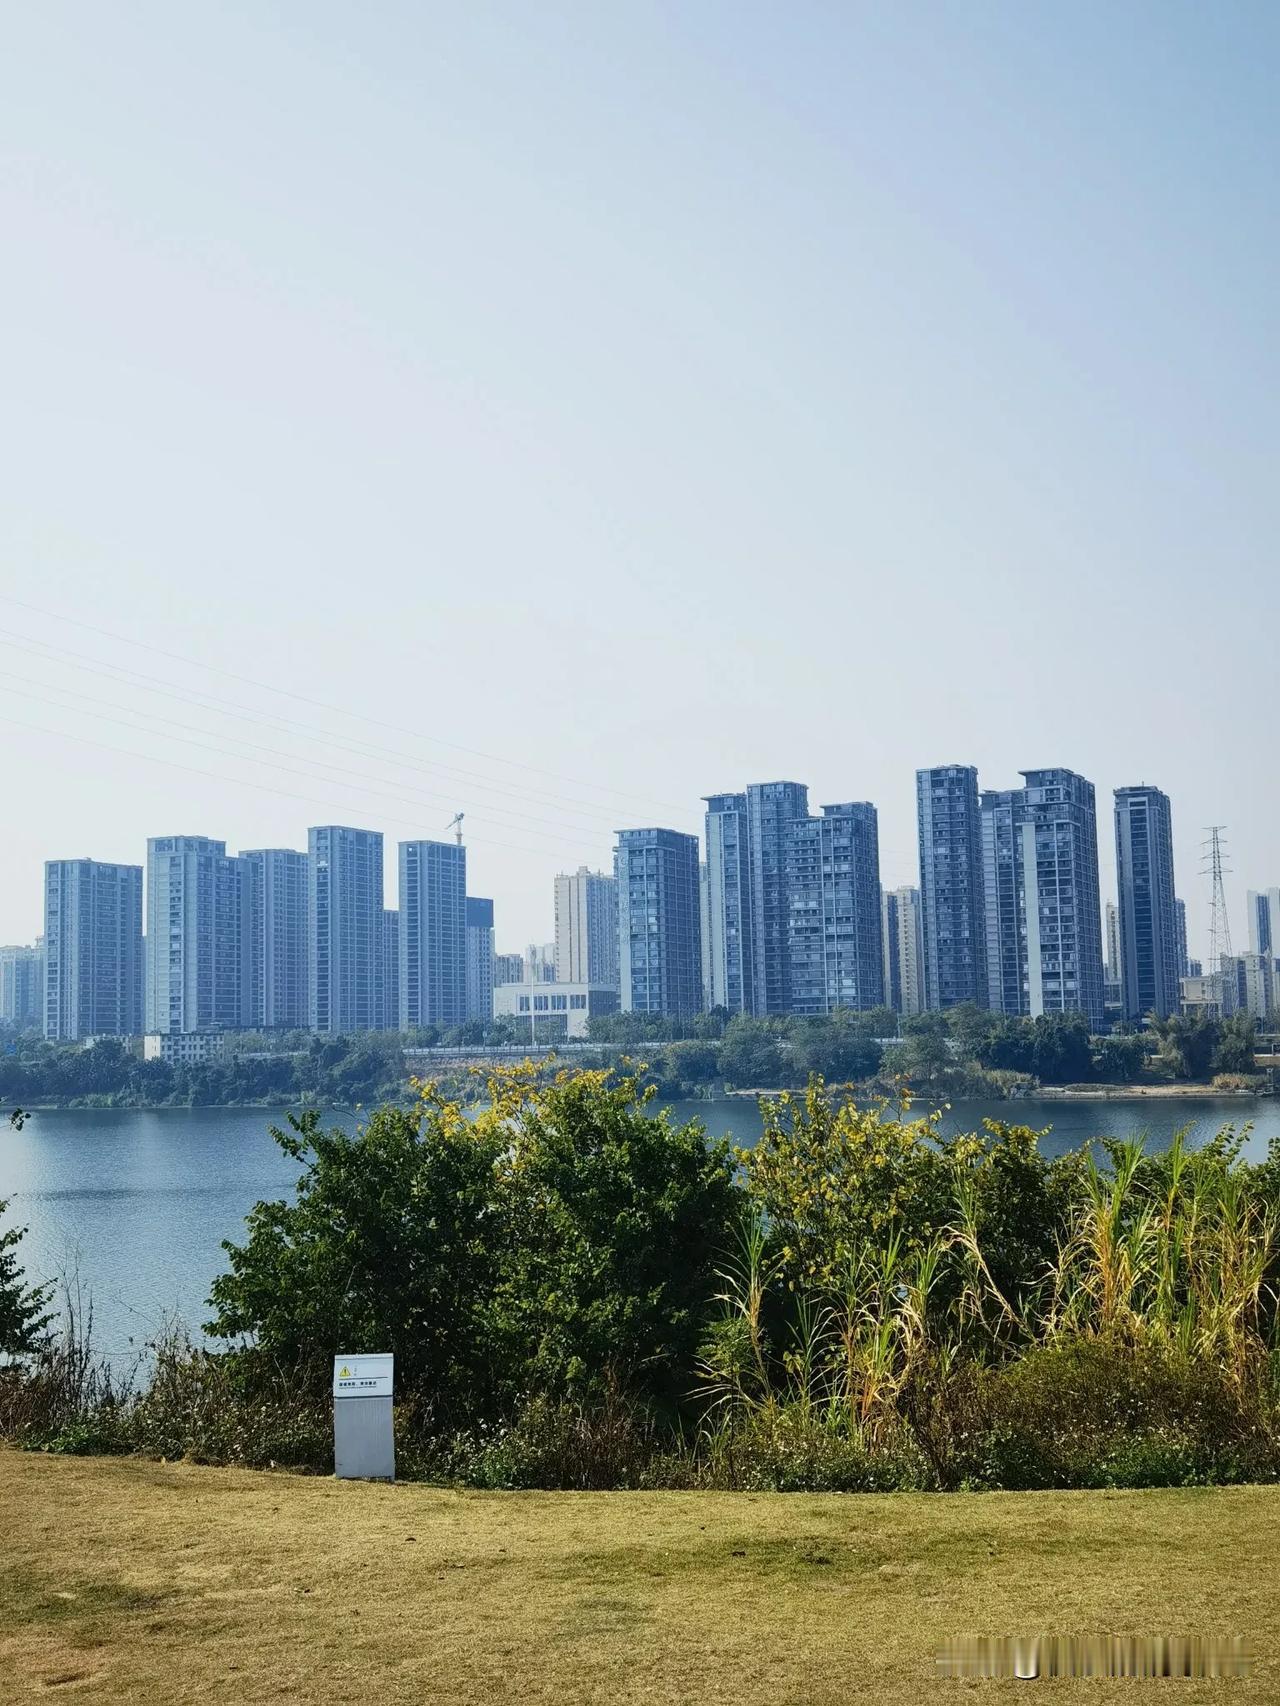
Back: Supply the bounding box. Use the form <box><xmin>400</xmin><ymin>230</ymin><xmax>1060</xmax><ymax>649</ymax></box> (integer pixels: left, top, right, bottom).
<box><xmin>3</xmin><ymin>1097</ymin><xmax>1274</xmax><ymax>1363</ymax></box>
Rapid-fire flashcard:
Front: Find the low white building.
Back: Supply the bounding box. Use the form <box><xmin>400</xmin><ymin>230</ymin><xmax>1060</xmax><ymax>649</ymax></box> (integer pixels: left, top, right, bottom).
<box><xmin>1180</xmin><ymin>972</ymin><xmax>1235</xmax><ymax>1020</ymax></box>
<box><xmin>143</xmin><ymin>1032</ymin><xmax>226</xmax><ymax>1065</ymax></box>
<box><xmin>492</xmin><ymin>980</ymin><xmax>619</xmax><ymax>1041</ymax></box>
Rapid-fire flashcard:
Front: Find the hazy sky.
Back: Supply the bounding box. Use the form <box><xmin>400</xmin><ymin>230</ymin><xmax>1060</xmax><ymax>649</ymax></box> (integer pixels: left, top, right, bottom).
<box><xmin>2</xmin><ymin>2</ymin><xmax>1277</xmax><ymax>957</ymax></box>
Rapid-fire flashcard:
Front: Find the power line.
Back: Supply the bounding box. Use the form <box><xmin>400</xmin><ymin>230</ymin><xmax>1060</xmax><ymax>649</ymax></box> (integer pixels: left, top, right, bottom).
<box><xmin>0</xmin><ymin>711</ymin><xmax>599</xmax><ymax>862</ymax></box>
<box><xmin>0</xmin><ymin>671</ymin><xmax>620</xmax><ymax>847</ymax></box>
<box><xmin>0</xmin><ymin>593</ymin><xmax>687</xmax><ymax>814</ymax></box>
<box><xmin>0</xmin><ymin>627</ymin><xmax>644</xmax><ymax>832</ymax></box>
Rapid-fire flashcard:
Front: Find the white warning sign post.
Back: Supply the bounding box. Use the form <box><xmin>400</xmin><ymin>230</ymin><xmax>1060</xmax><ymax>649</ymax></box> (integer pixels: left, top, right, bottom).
<box><xmin>333</xmin><ymin>1353</ymin><xmax>395</xmax><ymax>1481</ymax></box>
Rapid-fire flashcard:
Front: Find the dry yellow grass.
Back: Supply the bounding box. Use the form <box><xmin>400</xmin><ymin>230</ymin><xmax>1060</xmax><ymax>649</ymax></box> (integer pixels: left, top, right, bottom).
<box><xmin>2</xmin><ymin>1450</ymin><xmax>1277</xmax><ymax>1704</ymax></box>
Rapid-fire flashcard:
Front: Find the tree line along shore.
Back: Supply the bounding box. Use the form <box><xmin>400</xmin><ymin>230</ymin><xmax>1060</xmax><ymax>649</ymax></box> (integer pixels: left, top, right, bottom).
<box><xmin>0</xmin><ymin>1005</ymin><xmax>1272</xmax><ymax>1110</ymax></box>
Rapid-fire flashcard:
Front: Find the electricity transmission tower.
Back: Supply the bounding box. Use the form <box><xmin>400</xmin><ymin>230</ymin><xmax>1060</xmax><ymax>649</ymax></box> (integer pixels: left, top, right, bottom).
<box><xmin>1201</xmin><ymin>826</ymin><xmax>1233</xmax><ymax>973</ymax></box>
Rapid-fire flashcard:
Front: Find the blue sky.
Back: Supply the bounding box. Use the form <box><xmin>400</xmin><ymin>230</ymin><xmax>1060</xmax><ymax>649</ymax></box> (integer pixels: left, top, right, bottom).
<box><xmin>2</xmin><ymin>2</ymin><xmax>1277</xmax><ymax>954</ymax></box>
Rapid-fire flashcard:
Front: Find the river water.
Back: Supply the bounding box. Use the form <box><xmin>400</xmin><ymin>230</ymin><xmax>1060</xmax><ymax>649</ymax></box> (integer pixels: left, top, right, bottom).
<box><xmin>3</xmin><ymin>1096</ymin><xmax>1275</xmax><ymax>1365</ymax></box>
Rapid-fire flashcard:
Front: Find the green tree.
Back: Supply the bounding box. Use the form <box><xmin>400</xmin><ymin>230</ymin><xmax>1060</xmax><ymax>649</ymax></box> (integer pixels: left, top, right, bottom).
<box><xmin>884</xmin><ymin>1012</ymin><xmax>953</xmax><ymax>1088</ymax></box>
<box><xmin>588</xmin><ymin>1011</ymin><xmax>677</xmax><ymax>1046</ymax></box>
<box><xmin>741</xmin><ymin>1083</ymin><xmax>1065</xmax><ymax>1332</ymax></box>
<box><xmin>790</xmin><ymin>1014</ymin><xmax>882</xmax><ymax>1083</ymax></box>
<box><xmin>488</xmin><ymin>1067</ymin><xmax>737</xmax><ymax>1409</ymax></box>
<box><xmin>0</xmin><ymin>1119</ymin><xmax>52</xmax><ymax>1356</ymax></box>
<box><xmin>648</xmin><ymin>1040</ymin><xmax>721</xmax><ymax>1095</ymax></box>
<box><xmin>1090</xmin><ymin>1032</ymin><xmax>1146</xmax><ymax>1084</ymax></box>
<box><xmin>1025</xmin><ymin>1014</ymin><xmax>1094</xmax><ymax>1084</ymax></box>
<box><xmin>945</xmin><ymin>1002</ymin><xmax>1002</xmax><ymax>1061</ymax></box>
<box><xmin>208</xmin><ymin>1097</ymin><xmax>505</xmax><ymax>1416</ymax></box>
<box><xmin>208</xmin><ymin>1067</ymin><xmax>737</xmax><ymax>1420</ymax></box>
<box><xmin>1148</xmin><ymin>1013</ymin><xmax>1219</xmax><ymax>1081</ymax></box>
<box><xmin>1213</xmin><ymin>1013</ymin><xmax>1258</xmax><ymax>1077</ymax></box>
<box><xmin>719</xmin><ymin>1017</ymin><xmax>785</xmax><ymax>1088</ymax></box>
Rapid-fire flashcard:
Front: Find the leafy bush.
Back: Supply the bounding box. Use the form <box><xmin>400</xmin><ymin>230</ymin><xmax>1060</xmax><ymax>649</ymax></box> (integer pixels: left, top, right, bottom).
<box><xmin>719</xmin><ymin>1018</ymin><xmax>787</xmax><ymax>1089</ymax></box>
<box><xmin>971</xmin><ymin>1338</ymin><xmax>1280</xmax><ymax>1490</ymax></box>
<box><xmin>0</xmin><ymin>1194</ymin><xmax>52</xmax><ymax>1356</ymax></box>
<box><xmin>207</xmin><ymin>1095</ymin><xmax>505</xmax><ymax>1421</ymax></box>
<box><xmin>694</xmin><ymin>1406</ymin><xmax>924</xmax><ymax>1493</ymax></box>
<box><xmin>207</xmin><ymin>1066</ymin><xmax>737</xmax><ymax>1426</ymax></box>
<box><xmin>452</xmin><ymin>1389</ymin><xmax>662</xmax><ymax>1490</ymax></box>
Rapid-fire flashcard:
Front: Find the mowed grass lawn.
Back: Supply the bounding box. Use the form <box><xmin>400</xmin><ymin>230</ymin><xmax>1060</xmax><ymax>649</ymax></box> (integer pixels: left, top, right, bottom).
<box><xmin>2</xmin><ymin>1452</ymin><xmax>1278</xmax><ymax>1704</ymax></box>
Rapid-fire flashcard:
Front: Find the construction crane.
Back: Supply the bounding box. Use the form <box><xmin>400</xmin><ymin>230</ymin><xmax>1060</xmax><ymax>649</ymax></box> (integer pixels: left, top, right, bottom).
<box><xmin>444</xmin><ymin>812</ymin><xmax>464</xmax><ymax>846</ymax></box>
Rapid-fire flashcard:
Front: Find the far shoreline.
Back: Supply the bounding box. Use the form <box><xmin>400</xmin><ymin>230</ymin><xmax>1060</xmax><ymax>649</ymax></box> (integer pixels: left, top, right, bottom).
<box><xmin>12</xmin><ymin>1083</ymin><xmax>1274</xmax><ymax>1115</ymax></box>
<box><xmin>724</xmin><ymin>1083</ymin><xmax>1273</xmax><ymax>1103</ymax></box>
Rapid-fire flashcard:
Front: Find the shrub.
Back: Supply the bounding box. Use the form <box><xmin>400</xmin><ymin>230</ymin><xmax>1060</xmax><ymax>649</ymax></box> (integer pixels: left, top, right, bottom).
<box><xmin>970</xmin><ymin>1338</ymin><xmax>1280</xmax><ymax>1491</ymax></box>
<box><xmin>206</xmin><ymin>1096</ymin><xmax>507</xmax><ymax>1423</ymax></box>
<box><xmin>486</xmin><ymin>1066</ymin><xmax>738</xmax><ymax>1413</ymax></box>
<box><xmin>695</xmin><ymin>1406</ymin><xmax>924</xmax><ymax>1493</ymax></box>
<box><xmin>453</xmin><ymin>1389</ymin><xmax>661</xmax><ymax>1490</ymax></box>
<box><xmin>208</xmin><ymin>1066</ymin><xmax>737</xmax><ymax>1426</ymax></box>
<box><xmin>0</xmin><ymin>1193</ymin><xmax>52</xmax><ymax>1357</ymax></box>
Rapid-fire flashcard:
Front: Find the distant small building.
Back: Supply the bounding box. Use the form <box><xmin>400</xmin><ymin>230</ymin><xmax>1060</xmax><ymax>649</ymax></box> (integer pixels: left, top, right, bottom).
<box><xmin>143</xmin><ymin>1032</ymin><xmax>226</xmax><ymax>1065</ymax></box>
<box><xmin>525</xmin><ymin>942</ymin><xmax>557</xmax><ymax>984</ymax></box>
<box><xmin>1179</xmin><ymin>974</ymin><xmax>1222</xmax><ymax>1019</ymax></box>
<box><xmin>492</xmin><ymin>980</ymin><xmax>619</xmax><ymax>1041</ymax></box>
<box><xmin>1181</xmin><ymin>960</ymin><xmax>1242</xmax><ymax>1021</ymax></box>
<box><xmin>493</xmin><ymin>952</ymin><xmax>525</xmax><ymax>987</ymax></box>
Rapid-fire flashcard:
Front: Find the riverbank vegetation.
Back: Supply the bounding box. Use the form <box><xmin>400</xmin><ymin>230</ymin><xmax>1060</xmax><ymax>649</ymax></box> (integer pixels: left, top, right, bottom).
<box><xmin>3</xmin><ymin>1068</ymin><xmax>1279</xmax><ymax>1492</ymax></box>
<box><xmin>0</xmin><ymin>1005</ymin><xmax>1270</xmax><ymax>1110</ymax></box>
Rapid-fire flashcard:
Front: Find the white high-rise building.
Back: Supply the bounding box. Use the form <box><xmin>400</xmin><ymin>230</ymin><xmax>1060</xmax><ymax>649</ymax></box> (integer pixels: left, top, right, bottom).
<box><xmin>240</xmin><ymin>849</ymin><xmax>309</xmax><ymax>1030</ymax></box>
<box><xmin>787</xmin><ymin>804</ymin><xmax>884</xmax><ymax>1015</ymax></box>
<box><xmin>399</xmin><ymin>840</ymin><xmax>467</xmax><ymax>1030</ymax></box>
<box><xmin>382</xmin><ymin>910</ymin><xmax>401</xmax><ymax>1031</ymax></box>
<box><xmin>146</xmin><ymin>837</ymin><xmax>248</xmax><ymax>1036</ymax></box>
<box><xmin>703</xmin><ymin>783</ymin><xmax>811</xmax><ymax>1017</ymax></box>
<box><xmin>1240</xmin><ymin>952</ymin><xmax>1273</xmax><ymax>1020</ymax></box>
<box><xmin>493</xmin><ymin>952</ymin><xmax>525</xmax><ymax>987</ymax></box>
<box><xmin>309</xmin><ymin>826</ymin><xmax>384</xmax><ymax>1034</ymax></box>
<box><xmin>45</xmin><ymin>862</ymin><xmax>143</xmax><ymax>1040</ymax></box>
<box><xmin>1246</xmin><ymin>889</ymin><xmax>1280</xmax><ymax>956</ymax></box>
<box><xmin>882</xmin><ymin>886</ymin><xmax>925</xmax><ymax>1016</ymax></box>
<box><xmin>1174</xmin><ymin>899</ymin><xmax>1189</xmax><ymax>979</ymax></box>
<box><xmin>615</xmin><ymin>828</ymin><xmax>703</xmax><ymax>1016</ymax></box>
<box><xmin>553</xmin><ymin>868</ymin><xmax>618</xmax><ymax>988</ymax></box>
<box><xmin>982</xmin><ymin>770</ymin><xmax>1104</xmax><ymax>1030</ymax></box>
<box><xmin>0</xmin><ymin>942</ymin><xmax>44</xmax><ymax>1030</ymax></box>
